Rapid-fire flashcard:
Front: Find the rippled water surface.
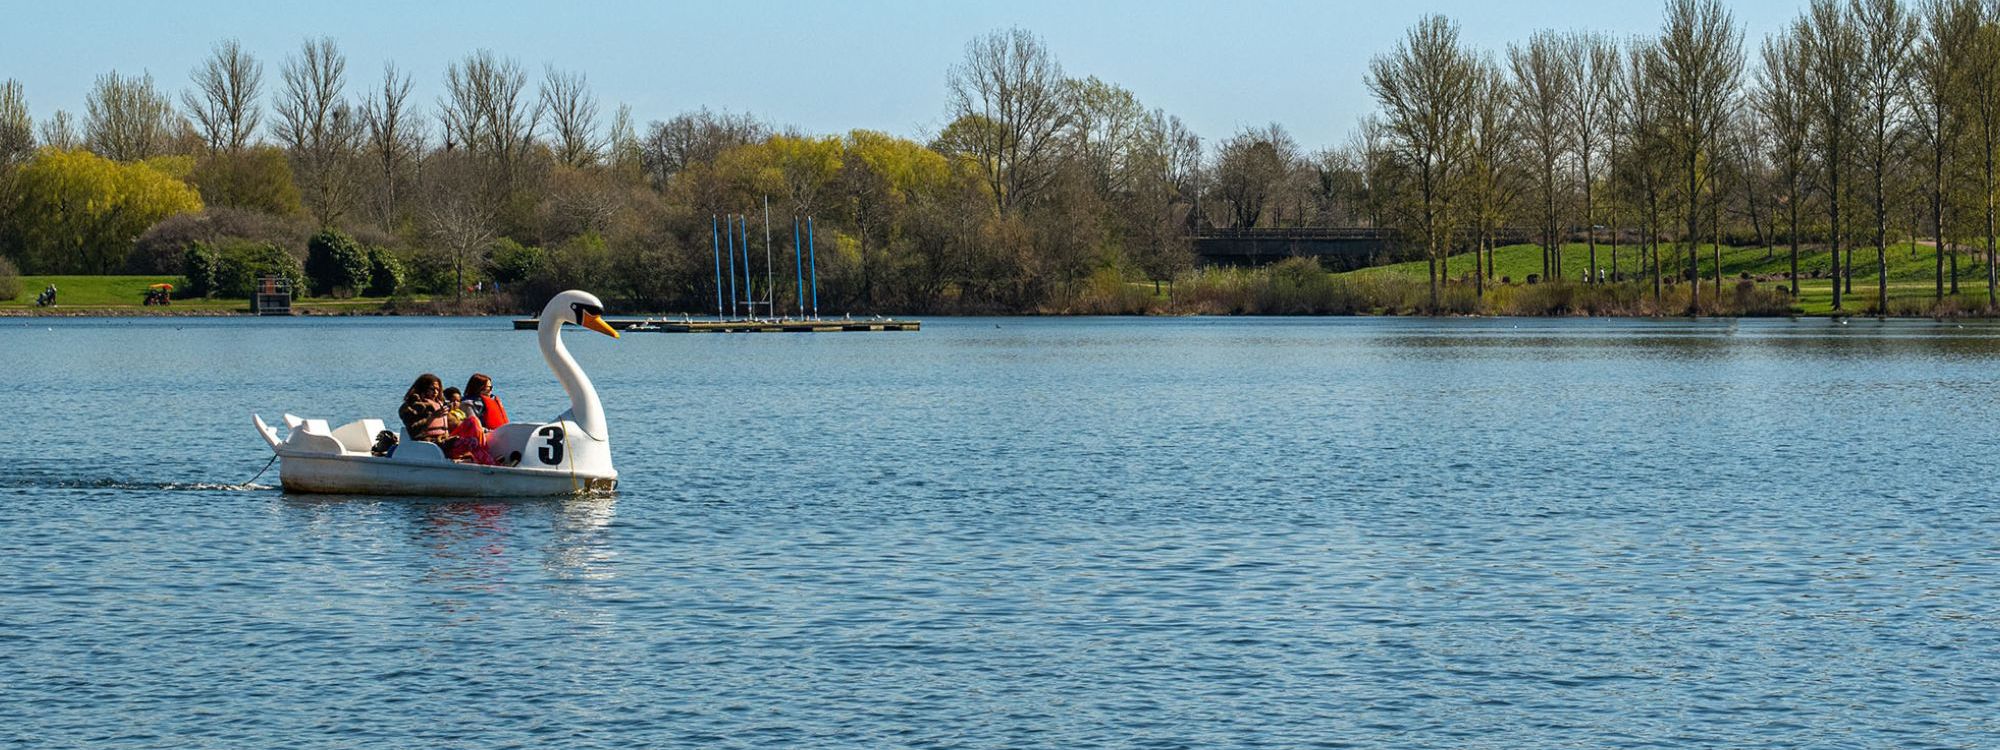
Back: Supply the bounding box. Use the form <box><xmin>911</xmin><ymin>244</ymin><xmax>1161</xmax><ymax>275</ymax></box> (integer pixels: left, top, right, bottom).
<box><xmin>2</xmin><ymin>316</ymin><xmax>1997</xmax><ymax>748</ymax></box>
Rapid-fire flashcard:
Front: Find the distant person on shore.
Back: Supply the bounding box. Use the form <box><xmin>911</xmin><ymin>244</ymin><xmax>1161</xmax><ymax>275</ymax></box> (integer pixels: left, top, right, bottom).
<box><xmin>399</xmin><ymin>374</ymin><xmax>450</xmax><ymax>444</ymax></box>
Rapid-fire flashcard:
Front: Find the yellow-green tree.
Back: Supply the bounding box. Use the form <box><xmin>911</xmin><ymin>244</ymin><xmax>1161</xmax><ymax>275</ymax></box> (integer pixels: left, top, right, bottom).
<box><xmin>840</xmin><ymin>129</ymin><xmax>954</xmax><ymax>305</ymax></box>
<box><xmin>5</xmin><ymin>148</ymin><xmax>203</xmax><ymax>273</ymax></box>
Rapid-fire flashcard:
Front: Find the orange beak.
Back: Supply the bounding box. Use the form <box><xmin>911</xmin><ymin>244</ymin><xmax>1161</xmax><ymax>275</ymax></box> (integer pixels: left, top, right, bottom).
<box><xmin>581</xmin><ymin>311</ymin><xmax>620</xmax><ymax>339</ymax></box>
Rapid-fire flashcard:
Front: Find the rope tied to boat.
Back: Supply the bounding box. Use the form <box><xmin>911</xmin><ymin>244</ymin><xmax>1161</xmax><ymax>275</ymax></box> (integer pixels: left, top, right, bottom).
<box><xmin>242</xmin><ymin>453</ymin><xmax>279</xmax><ymax>489</ymax></box>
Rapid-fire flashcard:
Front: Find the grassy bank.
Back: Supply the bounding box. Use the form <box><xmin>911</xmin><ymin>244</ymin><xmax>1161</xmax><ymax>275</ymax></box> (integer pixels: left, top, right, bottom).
<box><xmin>1350</xmin><ymin>242</ymin><xmax>2000</xmax><ymax>316</ymax></box>
<box><xmin>13</xmin><ymin>244</ymin><xmax>2000</xmax><ymax>318</ymax></box>
<box><xmin>0</xmin><ymin>275</ymin><xmax>433</xmax><ymax>314</ymax></box>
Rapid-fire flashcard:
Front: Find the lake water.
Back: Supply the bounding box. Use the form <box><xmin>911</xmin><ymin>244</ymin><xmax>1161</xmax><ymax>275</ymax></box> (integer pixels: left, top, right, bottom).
<box><xmin>1</xmin><ymin>315</ymin><xmax>1996</xmax><ymax>748</ymax></box>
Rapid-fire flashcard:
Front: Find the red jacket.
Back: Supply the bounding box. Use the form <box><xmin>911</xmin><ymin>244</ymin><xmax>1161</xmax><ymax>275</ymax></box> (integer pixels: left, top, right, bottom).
<box><xmin>479</xmin><ymin>394</ymin><xmax>510</xmax><ymax>429</ymax></box>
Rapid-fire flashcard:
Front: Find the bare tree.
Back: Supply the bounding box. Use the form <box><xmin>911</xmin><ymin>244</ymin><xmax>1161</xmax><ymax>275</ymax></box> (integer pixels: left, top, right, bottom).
<box><xmin>440</xmin><ymin>50</ymin><xmax>541</xmax><ymax>189</ymax></box>
<box><xmin>637</xmin><ymin>108</ymin><xmax>763</xmax><ymax>189</ymax></box>
<box><xmin>85</xmin><ymin>71</ymin><xmax>176</xmax><ymax>161</ymax></box>
<box><xmin>1511</xmin><ymin>30</ymin><xmax>1576</xmax><ymax>281</ymax></box>
<box><xmin>360</xmin><ymin>62</ymin><xmax>419</xmax><ymax>227</ymax></box>
<box><xmin>1069</xmin><ymin>75</ymin><xmax>1148</xmax><ymax>198</ymax></box>
<box><xmin>1653</xmin><ymin>0</ymin><xmax>1744</xmax><ymax>312</ymax></box>
<box><xmin>1369</xmin><ymin>15</ymin><xmax>1479</xmax><ymax>308</ymax></box>
<box><xmin>1602</xmin><ymin>53</ymin><xmax>1632</xmax><ymax>280</ymax></box>
<box><xmin>1465</xmin><ymin>55</ymin><xmax>1515</xmax><ymax>295</ymax></box>
<box><xmin>1758</xmin><ymin>30</ymin><xmax>1813</xmax><ymax>297</ymax></box>
<box><xmin>274</xmin><ymin>37</ymin><xmax>362</xmax><ymax>223</ymax></box>
<box><xmin>1573</xmin><ymin>33</ymin><xmax>1622</xmax><ymax>283</ymax></box>
<box><xmin>0</xmin><ymin>79</ymin><xmax>31</xmax><ymax>165</ymax></box>
<box><xmin>1801</xmin><ymin>0</ymin><xmax>1863</xmax><ymax>310</ymax></box>
<box><xmin>1853</xmin><ymin>0</ymin><xmax>1918</xmax><ymax>313</ymax></box>
<box><xmin>946</xmin><ymin>27</ymin><xmax>1076</xmax><ymax>213</ymax></box>
<box><xmin>1128</xmin><ymin>109</ymin><xmax>1199</xmax><ymax>290</ymax></box>
<box><xmin>1913</xmin><ymin>0</ymin><xmax>1977</xmax><ymax>299</ymax></box>
<box><xmin>39</xmin><ymin>110</ymin><xmax>78</xmax><ymax>151</ymax></box>
<box><xmin>1624</xmin><ymin>42</ymin><xmax>1674</xmax><ymax>302</ymax></box>
<box><xmin>1213</xmin><ymin>124</ymin><xmax>1298</xmax><ymax>228</ymax></box>
<box><xmin>423</xmin><ymin>155</ymin><xmax>498</xmax><ymax>302</ymax></box>
<box><xmin>1968</xmin><ymin>14</ymin><xmax>2000</xmax><ymax>305</ymax></box>
<box><xmin>606</xmin><ymin>103</ymin><xmax>640</xmax><ymax>174</ymax></box>
<box><xmin>542</xmin><ymin>66</ymin><xmax>601</xmax><ymax>168</ymax></box>
<box><xmin>182</xmin><ymin>39</ymin><xmax>263</xmax><ymax>152</ymax></box>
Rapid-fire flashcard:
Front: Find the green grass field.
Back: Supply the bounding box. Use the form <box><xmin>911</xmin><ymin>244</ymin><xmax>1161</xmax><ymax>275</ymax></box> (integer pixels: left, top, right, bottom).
<box><xmin>2</xmin><ymin>275</ymin><xmax>420</xmax><ymax>312</ymax></box>
<box><xmin>1345</xmin><ymin>242</ymin><xmax>2000</xmax><ymax>315</ymax></box>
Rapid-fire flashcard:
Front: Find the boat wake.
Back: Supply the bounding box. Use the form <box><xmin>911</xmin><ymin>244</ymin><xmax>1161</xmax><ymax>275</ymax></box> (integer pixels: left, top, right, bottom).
<box><xmin>0</xmin><ymin>476</ymin><xmax>277</xmax><ymax>492</ymax></box>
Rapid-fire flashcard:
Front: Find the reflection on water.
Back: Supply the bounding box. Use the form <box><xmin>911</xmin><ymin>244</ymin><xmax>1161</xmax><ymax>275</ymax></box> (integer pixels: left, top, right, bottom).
<box><xmin>3</xmin><ymin>316</ymin><xmax>1998</xmax><ymax>748</ymax></box>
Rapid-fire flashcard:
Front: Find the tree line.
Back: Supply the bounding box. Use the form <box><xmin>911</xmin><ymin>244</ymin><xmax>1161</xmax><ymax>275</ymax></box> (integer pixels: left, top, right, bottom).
<box><xmin>1363</xmin><ymin>0</ymin><xmax>2000</xmax><ymax>314</ymax></box>
<box><xmin>0</xmin><ymin>31</ymin><xmax>1214</xmax><ymax>312</ymax></box>
<box><xmin>2</xmin><ymin>2</ymin><xmax>1993</xmax><ymax>314</ymax></box>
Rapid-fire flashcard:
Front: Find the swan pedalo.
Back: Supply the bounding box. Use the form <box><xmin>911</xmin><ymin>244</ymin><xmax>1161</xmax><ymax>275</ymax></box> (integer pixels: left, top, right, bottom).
<box><xmin>251</xmin><ymin>290</ymin><xmax>620</xmax><ymax>497</ymax></box>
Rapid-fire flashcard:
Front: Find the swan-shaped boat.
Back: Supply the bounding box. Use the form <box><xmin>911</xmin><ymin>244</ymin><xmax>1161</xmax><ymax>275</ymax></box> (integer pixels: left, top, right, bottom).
<box><xmin>252</xmin><ymin>290</ymin><xmax>620</xmax><ymax>496</ymax></box>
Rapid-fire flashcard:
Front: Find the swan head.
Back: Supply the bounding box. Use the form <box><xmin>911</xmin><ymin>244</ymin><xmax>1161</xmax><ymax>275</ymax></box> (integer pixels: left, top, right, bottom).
<box><xmin>542</xmin><ymin>290</ymin><xmax>619</xmax><ymax>339</ymax></box>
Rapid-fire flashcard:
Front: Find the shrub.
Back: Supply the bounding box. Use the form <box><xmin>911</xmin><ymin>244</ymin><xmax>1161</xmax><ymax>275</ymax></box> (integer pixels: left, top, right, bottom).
<box><xmin>488</xmin><ymin>238</ymin><xmax>544</xmax><ymax>285</ymax></box>
<box><xmin>213</xmin><ymin>240</ymin><xmax>306</xmax><ymax>298</ymax></box>
<box><xmin>400</xmin><ymin>248</ymin><xmax>460</xmax><ymax>295</ymax></box>
<box><xmin>0</xmin><ymin>256</ymin><xmax>21</xmax><ymax>302</ymax></box>
<box><xmin>182</xmin><ymin>243</ymin><xmax>221</xmax><ymax>297</ymax></box>
<box><xmin>305</xmin><ymin>230</ymin><xmax>369</xmax><ymax>296</ymax></box>
<box><xmin>1068</xmin><ymin>266</ymin><xmax>1155</xmax><ymax>314</ymax></box>
<box><xmin>520</xmin><ymin>233</ymin><xmax>610</xmax><ymax>303</ymax></box>
<box><xmin>364</xmin><ymin>246</ymin><xmax>404</xmax><ymax>297</ymax></box>
<box><xmin>129</xmin><ymin>207</ymin><xmax>310</xmax><ymax>274</ymax></box>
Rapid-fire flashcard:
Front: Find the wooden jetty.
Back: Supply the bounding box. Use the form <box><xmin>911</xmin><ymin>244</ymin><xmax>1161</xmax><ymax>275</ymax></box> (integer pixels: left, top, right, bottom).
<box><xmin>514</xmin><ymin>317</ymin><xmax>919</xmax><ymax>333</ymax></box>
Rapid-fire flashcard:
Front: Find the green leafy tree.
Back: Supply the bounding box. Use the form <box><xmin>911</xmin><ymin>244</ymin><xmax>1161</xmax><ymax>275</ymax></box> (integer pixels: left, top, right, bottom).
<box><xmin>364</xmin><ymin>246</ymin><xmax>403</xmax><ymax>296</ymax></box>
<box><xmin>5</xmin><ymin>148</ymin><xmax>202</xmax><ymax>273</ymax></box>
<box><xmin>213</xmin><ymin>240</ymin><xmax>305</xmax><ymax>298</ymax></box>
<box><xmin>181</xmin><ymin>242</ymin><xmax>221</xmax><ymax>297</ymax></box>
<box><xmin>487</xmin><ymin>237</ymin><xmax>544</xmax><ymax>284</ymax></box>
<box><xmin>304</xmin><ymin>229</ymin><xmax>368</xmax><ymax>295</ymax></box>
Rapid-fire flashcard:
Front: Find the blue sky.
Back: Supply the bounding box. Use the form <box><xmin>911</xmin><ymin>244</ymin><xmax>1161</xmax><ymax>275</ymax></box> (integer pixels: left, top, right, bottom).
<box><xmin>8</xmin><ymin>0</ymin><xmax>1804</xmax><ymax>150</ymax></box>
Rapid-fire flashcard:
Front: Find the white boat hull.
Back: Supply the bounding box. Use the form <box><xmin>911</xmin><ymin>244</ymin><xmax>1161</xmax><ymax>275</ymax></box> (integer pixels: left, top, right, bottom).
<box><xmin>255</xmin><ymin>413</ymin><xmax>616</xmax><ymax>498</ymax></box>
<box><xmin>276</xmin><ymin>453</ymin><xmax>615</xmax><ymax>497</ymax></box>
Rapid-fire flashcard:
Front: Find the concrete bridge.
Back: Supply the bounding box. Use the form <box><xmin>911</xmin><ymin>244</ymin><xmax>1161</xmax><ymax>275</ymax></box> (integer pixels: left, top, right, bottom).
<box><xmin>1193</xmin><ymin>227</ymin><xmax>1530</xmax><ymax>271</ymax></box>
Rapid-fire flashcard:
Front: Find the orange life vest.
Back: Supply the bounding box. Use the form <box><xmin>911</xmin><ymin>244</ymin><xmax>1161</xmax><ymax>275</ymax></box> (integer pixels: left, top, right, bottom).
<box><xmin>479</xmin><ymin>394</ymin><xmax>510</xmax><ymax>429</ymax></box>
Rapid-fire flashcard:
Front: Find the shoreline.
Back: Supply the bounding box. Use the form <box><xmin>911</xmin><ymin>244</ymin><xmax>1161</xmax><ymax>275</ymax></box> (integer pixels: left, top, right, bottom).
<box><xmin>0</xmin><ymin>306</ymin><xmax>1979</xmax><ymax>321</ymax></box>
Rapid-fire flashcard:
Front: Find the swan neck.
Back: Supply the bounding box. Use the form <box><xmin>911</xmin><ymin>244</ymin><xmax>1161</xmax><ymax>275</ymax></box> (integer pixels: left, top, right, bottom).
<box><xmin>539</xmin><ymin>316</ymin><xmax>606</xmax><ymax>440</ymax></box>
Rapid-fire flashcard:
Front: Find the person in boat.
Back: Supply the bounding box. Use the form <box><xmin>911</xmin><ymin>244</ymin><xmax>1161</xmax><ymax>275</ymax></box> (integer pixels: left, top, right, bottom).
<box><xmin>438</xmin><ymin>384</ymin><xmax>497</xmax><ymax>465</ymax></box>
<box><xmin>460</xmin><ymin>374</ymin><xmax>510</xmax><ymax>429</ymax></box>
<box><xmin>399</xmin><ymin>374</ymin><xmax>451</xmax><ymax>444</ymax></box>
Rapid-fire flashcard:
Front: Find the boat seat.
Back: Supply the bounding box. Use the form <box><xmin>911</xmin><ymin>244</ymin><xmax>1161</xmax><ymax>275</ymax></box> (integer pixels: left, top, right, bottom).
<box><xmin>392</xmin><ymin>431</ymin><xmax>450</xmax><ymax>463</ymax></box>
<box><xmin>330</xmin><ymin>419</ymin><xmax>387</xmax><ymax>454</ymax></box>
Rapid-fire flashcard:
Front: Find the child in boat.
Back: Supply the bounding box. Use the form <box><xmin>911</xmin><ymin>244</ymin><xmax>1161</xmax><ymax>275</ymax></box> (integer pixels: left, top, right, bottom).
<box><xmin>399</xmin><ymin>374</ymin><xmax>450</xmax><ymax>444</ymax></box>
<box><xmin>432</xmin><ymin>385</ymin><xmax>490</xmax><ymax>464</ymax></box>
<box><xmin>460</xmin><ymin>374</ymin><xmax>510</xmax><ymax>429</ymax></box>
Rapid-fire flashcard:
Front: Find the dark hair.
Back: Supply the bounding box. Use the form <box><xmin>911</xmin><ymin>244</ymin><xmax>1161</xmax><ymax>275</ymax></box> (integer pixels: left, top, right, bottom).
<box><xmin>442</xmin><ymin>387</ymin><xmax>461</xmax><ymax>403</ymax></box>
<box><xmin>465</xmin><ymin>373</ymin><xmax>493</xmax><ymax>398</ymax></box>
<box><xmin>405</xmin><ymin>373</ymin><xmax>442</xmax><ymax>403</ymax></box>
